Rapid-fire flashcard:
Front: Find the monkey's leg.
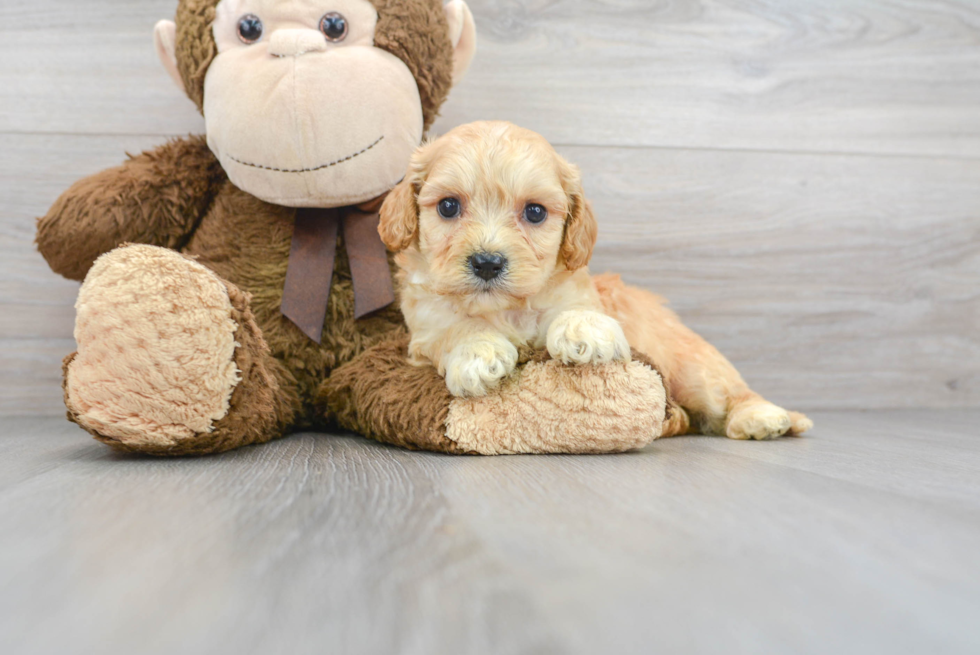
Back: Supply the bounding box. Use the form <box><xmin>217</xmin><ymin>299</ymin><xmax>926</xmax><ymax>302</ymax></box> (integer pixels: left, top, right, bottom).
<box><xmin>320</xmin><ymin>339</ymin><xmax>669</xmax><ymax>455</ymax></box>
<box><xmin>64</xmin><ymin>244</ymin><xmax>300</xmax><ymax>456</ymax></box>
<box><xmin>594</xmin><ymin>274</ymin><xmax>813</xmax><ymax>440</ymax></box>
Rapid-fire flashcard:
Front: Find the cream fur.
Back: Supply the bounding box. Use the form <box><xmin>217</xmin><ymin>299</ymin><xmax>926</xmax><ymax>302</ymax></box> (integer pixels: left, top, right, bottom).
<box><xmin>446</xmin><ymin>358</ymin><xmax>667</xmax><ymax>455</ymax></box>
<box><xmin>726</xmin><ymin>400</ymin><xmax>792</xmax><ymax>440</ymax></box>
<box><xmin>384</xmin><ymin>121</ymin><xmax>813</xmax><ymax>440</ymax></box>
<box><xmin>547</xmin><ymin>309</ymin><xmax>630</xmax><ymax>365</ymax></box>
<box><xmin>382</xmin><ymin>121</ymin><xmax>627</xmax><ymax>397</ymax></box>
<box><xmin>65</xmin><ymin>245</ymin><xmax>241</xmax><ymax>447</ymax></box>
<box><xmin>442</xmin><ymin>330</ymin><xmax>518</xmax><ymax>397</ymax></box>
<box><xmin>594</xmin><ymin>274</ymin><xmax>814</xmax><ymax>440</ymax></box>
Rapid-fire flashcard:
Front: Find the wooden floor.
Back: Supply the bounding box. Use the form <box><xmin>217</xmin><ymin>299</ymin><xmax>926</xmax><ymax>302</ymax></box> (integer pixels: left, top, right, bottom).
<box><xmin>2</xmin><ymin>2</ymin><xmax>979</xmax><ymax>653</ymax></box>
<box><xmin>1</xmin><ymin>412</ymin><xmax>979</xmax><ymax>654</ymax></box>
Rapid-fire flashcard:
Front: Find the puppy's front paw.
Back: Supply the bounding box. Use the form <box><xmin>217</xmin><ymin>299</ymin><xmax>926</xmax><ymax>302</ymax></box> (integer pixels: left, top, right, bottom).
<box><xmin>443</xmin><ymin>335</ymin><xmax>519</xmax><ymax>397</ymax></box>
<box><xmin>547</xmin><ymin>310</ymin><xmax>631</xmax><ymax>365</ymax></box>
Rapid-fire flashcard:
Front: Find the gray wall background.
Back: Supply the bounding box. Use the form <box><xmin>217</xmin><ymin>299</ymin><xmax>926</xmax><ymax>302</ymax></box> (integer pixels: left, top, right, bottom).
<box><xmin>2</xmin><ymin>0</ymin><xmax>978</xmax><ymax>415</ymax></box>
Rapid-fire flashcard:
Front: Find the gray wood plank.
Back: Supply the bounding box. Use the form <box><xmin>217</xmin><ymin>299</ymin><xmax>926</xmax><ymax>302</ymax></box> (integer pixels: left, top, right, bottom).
<box><xmin>0</xmin><ymin>339</ymin><xmax>73</xmax><ymax>417</ymax></box>
<box><xmin>568</xmin><ymin>145</ymin><xmax>980</xmax><ymax>410</ymax></box>
<box><xmin>3</xmin><ymin>133</ymin><xmax>977</xmax><ymax>413</ymax></box>
<box><xmin>0</xmin><ymin>133</ymin><xmax>161</xmax><ymax>310</ymax></box>
<box><xmin>0</xmin><ymin>0</ymin><xmax>204</xmax><ymax>136</ymax></box>
<box><xmin>443</xmin><ymin>0</ymin><xmax>980</xmax><ymax>157</ymax></box>
<box><xmin>2</xmin><ymin>1</ymin><xmax>979</xmax><ymax>158</ymax></box>
<box><xmin>1</xmin><ymin>411</ymin><xmax>979</xmax><ymax>655</ymax></box>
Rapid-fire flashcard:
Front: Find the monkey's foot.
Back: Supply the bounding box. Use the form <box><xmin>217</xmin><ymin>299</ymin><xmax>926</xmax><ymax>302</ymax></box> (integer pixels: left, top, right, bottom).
<box><xmin>65</xmin><ymin>244</ymin><xmax>294</xmax><ymax>455</ymax></box>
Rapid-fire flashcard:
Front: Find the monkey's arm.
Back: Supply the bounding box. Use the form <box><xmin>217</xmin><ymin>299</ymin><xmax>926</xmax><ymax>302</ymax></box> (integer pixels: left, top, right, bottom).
<box><xmin>36</xmin><ymin>136</ymin><xmax>225</xmax><ymax>281</ymax></box>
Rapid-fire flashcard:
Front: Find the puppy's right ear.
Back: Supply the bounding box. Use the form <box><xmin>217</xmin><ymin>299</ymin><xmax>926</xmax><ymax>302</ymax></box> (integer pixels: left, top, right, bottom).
<box><xmin>378</xmin><ymin>178</ymin><xmax>418</xmax><ymax>252</ymax></box>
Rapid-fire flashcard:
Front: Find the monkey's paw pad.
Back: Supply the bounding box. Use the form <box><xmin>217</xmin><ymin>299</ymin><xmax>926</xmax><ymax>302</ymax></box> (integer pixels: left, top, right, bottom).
<box><xmin>443</xmin><ymin>335</ymin><xmax>519</xmax><ymax>397</ymax></box>
<box><xmin>726</xmin><ymin>402</ymin><xmax>793</xmax><ymax>440</ymax></box>
<box><xmin>547</xmin><ymin>310</ymin><xmax>631</xmax><ymax>365</ymax></box>
<box><xmin>65</xmin><ymin>244</ymin><xmax>241</xmax><ymax>448</ymax></box>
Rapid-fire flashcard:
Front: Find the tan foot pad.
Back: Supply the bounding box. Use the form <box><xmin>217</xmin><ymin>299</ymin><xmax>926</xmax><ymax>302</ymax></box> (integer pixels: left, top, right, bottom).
<box><xmin>65</xmin><ymin>245</ymin><xmax>241</xmax><ymax>450</ymax></box>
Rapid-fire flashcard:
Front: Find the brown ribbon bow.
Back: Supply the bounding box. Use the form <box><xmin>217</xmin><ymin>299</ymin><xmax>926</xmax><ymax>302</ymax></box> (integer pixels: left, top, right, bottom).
<box><xmin>280</xmin><ymin>195</ymin><xmax>395</xmax><ymax>343</ymax></box>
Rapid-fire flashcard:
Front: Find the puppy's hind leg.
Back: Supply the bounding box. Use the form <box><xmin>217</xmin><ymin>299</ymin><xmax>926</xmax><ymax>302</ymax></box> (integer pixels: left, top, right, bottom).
<box><xmin>594</xmin><ymin>273</ymin><xmax>812</xmax><ymax>440</ymax></box>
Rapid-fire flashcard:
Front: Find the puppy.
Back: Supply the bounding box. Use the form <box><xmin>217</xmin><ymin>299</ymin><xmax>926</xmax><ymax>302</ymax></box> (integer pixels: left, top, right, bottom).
<box><xmin>378</xmin><ymin>121</ymin><xmax>629</xmax><ymax>397</ymax></box>
<box><xmin>380</xmin><ymin>121</ymin><xmax>813</xmax><ymax>440</ymax></box>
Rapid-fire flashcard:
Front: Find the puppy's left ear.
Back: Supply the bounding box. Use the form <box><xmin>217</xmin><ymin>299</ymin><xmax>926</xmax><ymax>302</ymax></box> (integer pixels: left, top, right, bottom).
<box><xmin>379</xmin><ymin>178</ymin><xmax>419</xmax><ymax>252</ymax></box>
<box><xmin>559</xmin><ymin>162</ymin><xmax>598</xmax><ymax>271</ymax></box>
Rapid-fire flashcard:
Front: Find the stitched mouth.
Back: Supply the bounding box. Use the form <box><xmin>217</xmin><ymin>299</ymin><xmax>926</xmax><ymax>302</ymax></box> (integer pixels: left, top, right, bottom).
<box><xmin>226</xmin><ymin>135</ymin><xmax>384</xmax><ymax>173</ymax></box>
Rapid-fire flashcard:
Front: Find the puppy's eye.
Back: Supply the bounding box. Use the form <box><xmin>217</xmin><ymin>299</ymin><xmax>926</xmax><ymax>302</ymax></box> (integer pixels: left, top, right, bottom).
<box><xmin>237</xmin><ymin>14</ymin><xmax>263</xmax><ymax>43</ymax></box>
<box><xmin>437</xmin><ymin>197</ymin><xmax>461</xmax><ymax>220</ymax></box>
<box><xmin>522</xmin><ymin>203</ymin><xmax>548</xmax><ymax>224</ymax></box>
<box><xmin>320</xmin><ymin>12</ymin><xmax>348</xmax><ymax>41</ymax></box>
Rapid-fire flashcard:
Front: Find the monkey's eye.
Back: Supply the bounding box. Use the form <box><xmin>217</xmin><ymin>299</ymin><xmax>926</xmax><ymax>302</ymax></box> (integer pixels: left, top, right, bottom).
<box><xmin>320</xmin><ymin>12</ymin><xmax>349</xmax><ymax>41</ymax></box>
<box><xmin>437</xmin><ymin>197</ymin><xmax>461</xmax><ymax>220</ymax></box>
<box><xmin>522</xmin><ymin>203</ymin><xmax>548</xmax><ymax>224</ymax></box>
<box><xmin>237</xmin><ymin>14</ymin><xmax>263</xmax><ymax>44</ymax></box>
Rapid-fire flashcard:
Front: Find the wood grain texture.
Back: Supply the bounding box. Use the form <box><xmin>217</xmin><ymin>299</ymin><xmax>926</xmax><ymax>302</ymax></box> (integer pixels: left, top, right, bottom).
<box><xmin>2</xmin><ymin>411</ymin><xmax>979</xmax><ymax>655</ymax></box>
<box><xmin>0</xmin><ymin>339</ymin><xmax>73</xmax><ymax>417</ymax></box>
<box><xmin>1</xmin><ymin>0</ymin><xmax>978</xmax><ymax>414</ymax></box>
<box><xmin>440</xmin><ymin>0</ymin><xmax>980</xmax><ymax>157</ymax></box>
<box><xmin>2</xmin><ymin>133</ymin><xmax>976</xmax><ymax>412</ymax></box>
<box><xmin>2</xmin><ymin>1</ymin><xmax>979</xmax><ymax>157</ymax></box>
<box><xmin>572</xmin><ymin>145</ymin><xmax>980</xmax><ymax>409</ymax></box>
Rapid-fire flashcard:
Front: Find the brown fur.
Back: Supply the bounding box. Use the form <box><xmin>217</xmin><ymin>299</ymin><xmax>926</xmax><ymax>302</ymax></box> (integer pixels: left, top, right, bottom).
<box><xmin>40</xmin><ymin>135</ymin><xmax>406</xmax><ymax>434</ymax></box>
<box><xmin>324</xmin><ymin>342</ymin><xmax>669</xmax><ymax>454</ymax></box>
<box><xmin>35</xmin><ymin>136</ymin><xmax>224</xmax><ymax>281</ymax></box>
<box><xmin>173</xmin><ymin>0</ymin><xmax>454</xmax><ymax>130</ymax></box>
<box><xmin>37</xmin><ymin>2</ymin><xmax>674</xmax><ymax>456</ymax></box>
<box><xmin>183</xmin><ymin>179</ymin><xmax>407</xmax><ymax>422</ymax></box>
<box><xmin>320</xmin><ymin>335</ymin><xmax>471</xmax><ymax>453</ymax></box>
<box><xmin>63</xmin><ymin>280</ymin><xmax>300</xmax><ymax>456</ymax></box>
<box><xmin>35</xmin><ymin>0</ymin><xmax>448</xmax><ymax>452</ymax></box>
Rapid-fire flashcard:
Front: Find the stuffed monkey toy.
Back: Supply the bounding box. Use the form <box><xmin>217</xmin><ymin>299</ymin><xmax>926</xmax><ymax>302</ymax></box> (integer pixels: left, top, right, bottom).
<box><xmin>36</xmin><ymin>0</ymin><xmax>670</xmax><ymax>456</ymax></box>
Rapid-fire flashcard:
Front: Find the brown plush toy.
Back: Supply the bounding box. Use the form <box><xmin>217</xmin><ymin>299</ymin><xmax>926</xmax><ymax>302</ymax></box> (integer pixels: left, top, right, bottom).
<box><xmin>35</xmin><ymin>0</ymin><xmax>670</xmax><ymax>456</ymax></box>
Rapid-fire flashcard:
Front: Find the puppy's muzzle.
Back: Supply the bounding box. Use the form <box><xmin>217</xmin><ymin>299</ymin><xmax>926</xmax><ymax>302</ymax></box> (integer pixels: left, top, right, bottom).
<box><xmin>469</xmin><ymin>252</ymin><xmax>507</xmax><ymax>282</ymax></box>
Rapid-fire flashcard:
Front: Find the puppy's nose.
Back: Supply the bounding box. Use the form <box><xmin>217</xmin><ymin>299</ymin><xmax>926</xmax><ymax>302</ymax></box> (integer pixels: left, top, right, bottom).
<box><xmin>469</xmin><ymin>252</ymin><xmax>507</xmax><ymax>281</ymax></box>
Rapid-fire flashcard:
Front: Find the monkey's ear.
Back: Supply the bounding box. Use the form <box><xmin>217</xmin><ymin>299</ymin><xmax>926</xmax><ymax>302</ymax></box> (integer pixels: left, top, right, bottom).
<box><xmin>379</xmin><ymin>178</ymin><xmax>419</xmax><ymax>253</ymax></box>
<box><xmin>153</xmin><ymin>20</ymin><xmax>184</xmax><ymax>92</ymax></box>
<box><xmin>559</xmin><ymin>162</ymin><xmax>598</xmax><ymax>271</ymax></box>
<box><xmin>445</xmin><ymin>0</ymin><xmax>477</xmax><ymax>83</ymax></box>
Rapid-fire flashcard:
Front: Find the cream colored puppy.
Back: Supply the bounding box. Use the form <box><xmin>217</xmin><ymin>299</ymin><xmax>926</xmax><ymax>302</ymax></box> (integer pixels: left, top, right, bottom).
<box><xmin>379</xmin><ymin>121</ymin><xmax>628</xmax><ymax>397</ymax></box>
<box><xmin>381</xmin><ymin>121</ymin><xmax>814</xmax><ymax>441</ymax></box>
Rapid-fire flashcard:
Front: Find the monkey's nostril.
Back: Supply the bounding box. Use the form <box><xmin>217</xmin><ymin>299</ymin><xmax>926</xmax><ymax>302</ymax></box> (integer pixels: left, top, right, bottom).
<box><xmin>469</xmin><ymin>252</ymin><xmax>507</xmax><ymax>281</ymax></box>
